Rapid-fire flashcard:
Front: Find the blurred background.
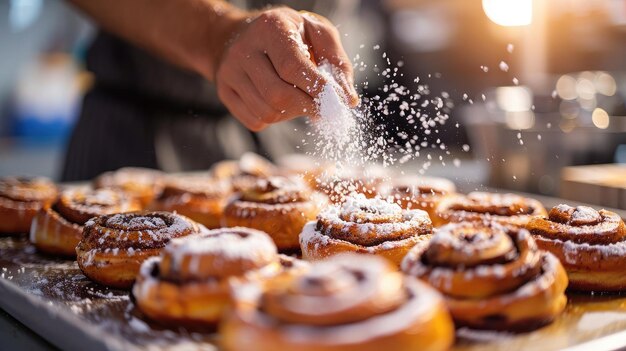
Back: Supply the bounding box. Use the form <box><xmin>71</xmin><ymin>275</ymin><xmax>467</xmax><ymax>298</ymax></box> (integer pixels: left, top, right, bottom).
<box><xmin>0</xmin><ymin>0</ymin><xmax>625</xmax><ymax>207</ymax></box>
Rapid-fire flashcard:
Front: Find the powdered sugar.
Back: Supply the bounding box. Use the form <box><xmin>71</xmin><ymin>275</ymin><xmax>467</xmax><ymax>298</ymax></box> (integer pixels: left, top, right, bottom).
<box><xmin>560</xmin><ymin>238</ymin><xmax>626</xmax><ymax>260</ymax></box>
<box><xmin>571</xmin><ymin>206</ymin><xmax>602</xmax><ymax>224</ymax></box>
<box><xmin>430</xmin><ymin>223</ymin><xmax>514</xmax><ymax>258</ymax></box>
<box><xmin>163</xmin><ymin>227</ymin><xmax>277</xmax><ymax>270</ymax></box>
<box><xmin>318</xmin><ymin>194</ymin><xmax>431</xmax><ymax>239</ymax></box>
<box><xmin>105</xmin><ymin>214</ymin><xmax>166</xmax><ymax>231</ymax></box>
<box><xmin>340</xmin><ymin>194</ymin><xmax>402</xmax><ymax>222</ymax></box>
<box><xmin>313</xmin><ymin>62</ymin><xmax>356</xmax><ymax>150</ymax></box>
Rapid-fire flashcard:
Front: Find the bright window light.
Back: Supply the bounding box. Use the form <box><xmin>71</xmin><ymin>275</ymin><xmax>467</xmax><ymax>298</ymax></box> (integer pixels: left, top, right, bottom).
<box><xmin>482</xmin><ymin>0</ymin><xmax>532</xmax><ymax>27</ymax></box>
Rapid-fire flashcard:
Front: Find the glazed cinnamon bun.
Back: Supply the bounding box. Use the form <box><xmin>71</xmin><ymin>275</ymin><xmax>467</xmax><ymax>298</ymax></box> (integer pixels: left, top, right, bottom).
<box><xmin>0</xmin><ymin>177</ymin><xmax>57</xmax><ymax>234</ymax></box>
<box><xmin>30</xmin><ymin>188</ymin><xmax>140</xmax><ymax>256</ymax></box>
<box><xmin>94</xmin><ymin>167</ymin><xmax>164</xmax><ymax>207</ymax></box>
<box><xmin>209</xmin><ymin>152</ymin><xmax>278</xmax><ymax>180</ymax></box>
<box><xmin>133</xmin><ymin>227</ymin><xmax>306</xmax><ymax>328</ymax></box>
<box><xmin>76</xmin><ymin>211</ymin><xmax>201</xmax><ymax>289</ymax></box>
<box><xmin>527</xmin><ymin>204</ymin><xmax>626</xmax><ymax>292</ymax></box>
<box><xmin>402</xmin><ymin>222</ymin><xmax>568</xmax><ymax>331</ymax></box>
<box><xmin>221</xmin><ymin>254</ymin><xmax>454</xmax><ymax>351</ymax></box>
<box><xmin>222</xmin><ymin>176</ymin><xmax>326</xmax><ymax>251</ymax></box>
<box><xmin>434</xmin><ymin>192</ymin><xmax>546</xmax><ymax>227</ymax></box>
<box><xmin>380</xmin><ymin>175</ymin><xmax>456</xmax><ymax>221</ymax></box>
<box><xmin>300</xmin><ymin>194</ymin><xmax>432</xmax><ymax>266</ymax></box>
<box><xmin>149</xmin><ymin>175</ymin><xmax>230</xmax><ymax>229</ymax></box>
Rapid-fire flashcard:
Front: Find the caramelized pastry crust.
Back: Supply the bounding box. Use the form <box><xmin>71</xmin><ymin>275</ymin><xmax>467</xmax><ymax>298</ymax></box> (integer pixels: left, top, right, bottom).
<box><xmin>209</xmin><ymin>152</ymin><xmax>278</xmax><ymax>180</ymax></box>
<box><xmin>30</xmin><ymin>188</ymin><xmax>140</xmax><ymax>256</ymax></box>
<box><xmin>133</xmin><ymin>227</ymin><xmax>307</xmax><ymax>328</ymax></box>
<box><xmin>222</xmin><ymin>254</ymin><xmax>454</xmax><ymax>351</ymax></box>
<box><xmin>76</xmin><ymin>211</ymin><xmax>201</xmax><ymax>289</ymax></box>
<box><xmin>94</xmin><ymin>167</ymin><xmax>164</xmax><ymax>207</ymax></box>
<box><xmin>149</xmin><ymin>175</ymin><xmax>230</xmax><ymax>229</ymax></box>
<box><xmin>223</xmin><ymin>176</ymin><xmax>326</xmax><ymax>251</ymax></box>
<box><xmin>402</xmin><ymin>222</ymin><xmax>567</xmax><ymax>331</ymax></box>
<box><xmin>0</xmin><ymin>177</ymin><xmax>57</xmax><ymax>234</ymax></box>
<box><xmin>300</xmin><ymin>194</ymin><xmax>432</xmax><ymax>266</ymax></box>
<box><xmin>527</xmin><ymin>204</ymin><xmax>626</xmax><ymax>292</ymax></box>
<box><xmin>434</xmin><ymin>192</ymin><xmax>546</xmax><ymax>227</ymax></box>
<box><xmin>380</xmin><ymin>175</ymin><xmax>455</xmax><ymax>221</ymax></box>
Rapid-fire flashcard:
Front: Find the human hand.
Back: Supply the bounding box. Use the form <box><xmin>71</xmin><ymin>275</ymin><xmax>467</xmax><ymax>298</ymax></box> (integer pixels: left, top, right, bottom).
<box><xmin>215</xmin><ymin>7</ymin><xmax>358</xmax><ymax>131</ymax></box>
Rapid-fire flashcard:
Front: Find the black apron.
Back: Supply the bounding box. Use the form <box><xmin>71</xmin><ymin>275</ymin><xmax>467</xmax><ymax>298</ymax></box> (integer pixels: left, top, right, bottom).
<box><xmin>61</xmin><ymin>1</ymin><xmax>345</xmax><ymax>181</ymax></box>
<box><xmin>61</xmin><ymin>31</ymin><xmax>269</xmax><ymax>181</ymax></box>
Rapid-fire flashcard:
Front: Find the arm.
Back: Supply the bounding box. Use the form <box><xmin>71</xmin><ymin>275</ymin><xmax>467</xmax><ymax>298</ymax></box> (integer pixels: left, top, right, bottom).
<box><xmin>69</xmin><ymin>0</ymin><xmax>358</xmax><ymax>131</ymax></box>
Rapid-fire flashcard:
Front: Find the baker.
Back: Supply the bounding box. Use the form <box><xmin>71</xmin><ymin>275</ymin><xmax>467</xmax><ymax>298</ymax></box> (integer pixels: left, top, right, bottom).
<box><xmin>62</xmin><ymin>0</ymin><xmax>358</xmax><ymax>181</ymax></box>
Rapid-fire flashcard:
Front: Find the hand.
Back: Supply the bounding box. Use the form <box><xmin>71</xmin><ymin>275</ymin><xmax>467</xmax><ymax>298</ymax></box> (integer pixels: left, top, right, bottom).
<box><xmin>215</xmin><ymin>8</ymin><xmax>358</xmax><ymax>131</ymax></box>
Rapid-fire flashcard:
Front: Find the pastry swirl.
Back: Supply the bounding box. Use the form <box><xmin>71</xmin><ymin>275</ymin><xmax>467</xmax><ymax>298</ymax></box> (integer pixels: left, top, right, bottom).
<box><xmin>94</xmin><ymin>167</ymin><xmax>164</xmax><ymax>207</ymax></box>
<box><xmin>133</xmin><ymin>227</ymin><xmax>306</xmax><ymax>328</ymax></box>
<box><xmin>300</xmin><ymin>194</ymin><xmax>432</xmax><ymax>266</ymax></box>
<box><xmin>149</xmin><ymin>175</ymin><xmax>230</xmax><ymax>229</ymax></box>
<box><xmin>402</xmin><ymin>222</ymin><xmax>568</xmax><ymax>331</ymax></box>
<box><xmin>76</xmin><ymin>211</ymin><xmax>201</xmax><ymax>289</ymax></box>
<box><xmin>434</xmin><ymin>192</ymin><xmax>546</xmax><ymax>227</ymax></box>
<box><xmin>30</xmin><ymin>188</ymin><xmax>140</xmax><ymax>256</ymax></box>
<box><xmin>221</xmin><ymin>254</ymin><xmax>454</xmax><ymax>351</ymax></box>
<box><xmin>210</xmin><ymin>152</ymin><xmax>278</xmax><ymax>180</ymax></box>
<box><xmin>527</xmin><ymin>204</ymin><xmax>626</xmax><ymax>291</ymax></box>
<box><xmin>315</xmin><ymin>165</ymin><xmax>387</xmax><ymax>204</ymax></box>
<box><xmin>380</xmin><ymin>175</ymin><xmax>456</xmax><ymax>221</ymax></box>
<box><xmin>223</xmin><ymin>176</ymin><xmax>325</xmax><ymax>250</ymax></box>
<box><xmin>275</xmin><ymin>154</ymin><xmax>333</xmax><ymax>189</ymax></box>
<box><xmin>0</xmin><ymin>177</ymin><xmax>58</xmax><ymax>234</ymax></box>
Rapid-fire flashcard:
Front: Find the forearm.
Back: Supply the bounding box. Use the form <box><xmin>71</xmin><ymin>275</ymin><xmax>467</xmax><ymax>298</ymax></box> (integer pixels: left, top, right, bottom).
<box><xmin>68</xmin><ymin>0</ymin><xmax>249</xmax><ymax>81</ymax></box>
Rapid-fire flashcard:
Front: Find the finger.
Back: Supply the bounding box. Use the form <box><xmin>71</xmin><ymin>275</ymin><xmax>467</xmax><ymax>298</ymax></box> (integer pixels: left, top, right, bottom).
<box><xmin>230</xmin><ymin>69</ymin><xmax>285</xmax><ymax>123</ymax></box>
<box><xmin>258</xmin><ymin>18</ymin><xmax>328</xmax><ymax>99</ymax></box>
<box><xmin>301</xmin><ymin>12</ymin><xmax>359</xmax><ymax>107</ymax></box>
<box><xmin>243</xmin><ymin>53</ymin><xmax>317</xmax><ymax>119</ymax></box>
<box><xmin>218</xmin><ymin>85</ymin><xmax>268</xmax><ymax>132</ymax></box>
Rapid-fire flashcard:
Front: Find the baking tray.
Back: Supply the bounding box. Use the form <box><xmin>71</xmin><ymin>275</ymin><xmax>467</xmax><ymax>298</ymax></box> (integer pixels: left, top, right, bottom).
<box><xmin>1</xmin><ymin>211</ymin><xmax>626</xmax><ymax>350</ymax></box>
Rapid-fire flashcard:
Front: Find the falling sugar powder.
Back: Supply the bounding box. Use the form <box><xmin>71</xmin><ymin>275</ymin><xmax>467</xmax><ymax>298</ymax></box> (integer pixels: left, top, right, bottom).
<box><xmin>313</xmin><ymin>62</ymin><xmax>356</xmax><ymax>150</ymax></box>
<box><xmin>499</xmin><ymin>61</ymin><xmax>509</xmax><ymax>72</ymax></box>
<box><xmin>303</xmin><ymin>49</ymin><xmax>456</xmax><ymax>194</ymax></box>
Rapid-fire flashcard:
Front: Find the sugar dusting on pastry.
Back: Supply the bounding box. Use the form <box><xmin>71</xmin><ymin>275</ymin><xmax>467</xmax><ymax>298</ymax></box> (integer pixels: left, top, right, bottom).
<box><xmin>320</xmin><ymin>194</ymin><xmax>431</xmax><ymax>234</ymax></box>
<box><xmin>164</xmin><ymin>227</ymin><xmax>277</xmax><ymax>264</ymax></box>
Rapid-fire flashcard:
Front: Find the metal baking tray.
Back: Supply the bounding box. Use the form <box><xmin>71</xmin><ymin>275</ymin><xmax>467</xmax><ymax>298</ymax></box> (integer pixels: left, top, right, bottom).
<box><xmin>0</xmin><ymin>198</ymin><xmax>625</xmax><ymax>350</ymax></box>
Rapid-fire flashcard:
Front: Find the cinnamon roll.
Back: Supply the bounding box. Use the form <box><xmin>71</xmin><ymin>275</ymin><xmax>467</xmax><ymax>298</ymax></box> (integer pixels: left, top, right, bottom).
<box><xmin>434</xmin><ymin>192</ymin><xmax>546</xmax><ymax>228</ymax></box>
<box><xmin>0</xmin><ymin>177</ymin><xmax>57</xmax><ymax>234</ymax></box>
<box><xmin>133</xmin><ymin>227</ymin><xmax>307</xmax><ymax>328</ymax></box>
<box><xmin>209</xmin><ymin>152</ymin><xmax>278</xmax><ymax>180</ymax></box>
<box><xmin>222</xmin><ymin>176</ymin><xmax>326</xmax><ymax>251</ymax></box>
<box><xmin>315</xmin><ymin>165</ymin><xmax>387</xmax><ymax>204</ymax></box>
<box><xmin>30</xmin><ymin>188</ymin><xmax>140</xmax><ymax>256</ymax></box>
<box><xmin>527</xmin><ymin>204</ymin><xmax>626</xmax><ymax>292</ymax></box>
<box><xmin>380</xmin><ymin>175</ymin><xmax>456</xmax><ymax>221</ymax></box>
<box><xmin>222</xmin><ymin>254</ymin><xmax>454</xmax><ymax>351</ymax></box>
<box><xmin>300</xmin><ymin>194</ymin><xmax>432</xmax><ymax>266</ymax></box>
<box><xmin>149</xmin><ymin>175</ymin><xmax>230</xmax><ymax>229</ymax></box>
<box><xmin>94</xmin><ymin>167</ymin><xmax>164</xmax><ymax>207</ymax></box>
<box><xmin>275</xmin><ymin>154</ymin><xmax>333</xmax><ymax>189</ymax></box>
<box><xmin>402</xmin><ymin>222</ymin><xmax>568</xmax><ymax>331</ymax></box>
<box><xmin>76</xmin><ymin>211</ymin><xmax>201</xmax><ymax>289</ymax></box>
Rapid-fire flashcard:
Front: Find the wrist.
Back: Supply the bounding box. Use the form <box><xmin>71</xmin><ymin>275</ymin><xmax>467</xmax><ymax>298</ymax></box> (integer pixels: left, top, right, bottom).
<box><xmin>191</xmin><ymin>5</ymin><xmax>251</xmax><ymax>81</ymax></box>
